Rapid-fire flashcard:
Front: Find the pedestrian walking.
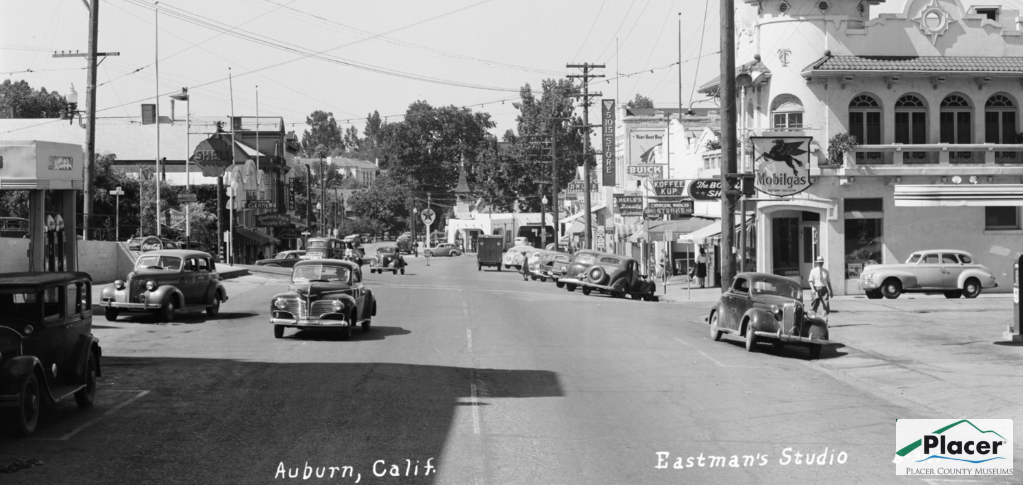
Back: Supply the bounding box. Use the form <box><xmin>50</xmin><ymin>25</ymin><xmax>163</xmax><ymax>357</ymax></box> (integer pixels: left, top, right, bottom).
<box><xmin>808</xmin><ymin>256</ymin><xmax>833</xmax><ymax>322</ymax></box>
<box><xmin>520</xmin><ymin>250</ymin><xmax>531</xmax><ymax>281</ymax></box>
<box><xmin>696</xmin><ymin>248</ymin><xmax>708</xmax><ymax>288</ymax></box>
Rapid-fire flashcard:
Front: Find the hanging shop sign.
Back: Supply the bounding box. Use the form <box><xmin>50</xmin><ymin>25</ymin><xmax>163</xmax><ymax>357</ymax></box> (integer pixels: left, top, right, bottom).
<box><xmin>750</xmin><ymin>136</ymin><xmax>814</xmax><ymax>196</ymax></box>
<box><xmin>288</xmin><ymin>178</ymin><xmax>298</xmax><ymax>212</ymax></box>
<box><xmin>613</xmin><ymin>194</ymin><xmax>643</xmax><ymax>216</ymax></box>
<box><xmin>687</xmin><ymin>178</ymin><xmax>741</xmax><ymax>201</ymax></box>
<box><xmin>140</xmin><ymin>236</ymin><xmax>163</xmax><ymax>252</ymax></box>
<box><xmin>602</xmin><ymin>99</ymin><xmax>616</xmax><ymax>187</ymax></box>
<box><xmin>245</xmin><ymin>200</ymin><xmax>274</xmax><ymax>209</ymax></box>
<box><xmin>256</xmin><ymin>213</ymin><xmax>293</xmax><ymax>228</ymax></box>
<box><xmin>190</xmin><ymin>133</ymin><xmax>236</xmax><ymax>178</ymax></box>
<box><xmin>626</xmin><ymin>165</ymin><xmax>664</xmax><ymax>179</ymax></box>
<box><xmin>566</xmin><ymin>178</ymin><xmax>599</xmax><ymax>194</ymax></box>
<box><xmin>646</xmin><ymin>199</ymin><xmax>694</xmax><ymax>216</ymax></box>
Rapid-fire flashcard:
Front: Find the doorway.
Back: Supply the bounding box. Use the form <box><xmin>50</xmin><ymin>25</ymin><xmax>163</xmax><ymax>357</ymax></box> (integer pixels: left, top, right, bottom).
<box><xmin>772</xmin><ymin>217</ymin><xmax>800</xmax><ymax>279</ymax></box>
<box><xmin>799</xmin><ymin>211</ymin><xmax>821</xmax><ymax>288</ymax></box>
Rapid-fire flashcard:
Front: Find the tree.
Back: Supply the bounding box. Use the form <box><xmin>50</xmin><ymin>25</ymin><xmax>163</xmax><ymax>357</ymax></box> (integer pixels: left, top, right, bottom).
<box><xmin>626</xmin><ymin>94</ymin><xmax>654</xmax><ymax>110</ymax></box>
<box><xmin>301</xmin><ymin>111</ymin><xmax>343</xmax><ymax>156</ymax></box>
<box><xmin>0</xmin><ymin>79</ymin><xmax>66</xmax><ymax>118</ymax></box>
<box><xmin>345</xmin><ymin>173</ymin><xmax>414</xmax><ymax>235</ymax></box>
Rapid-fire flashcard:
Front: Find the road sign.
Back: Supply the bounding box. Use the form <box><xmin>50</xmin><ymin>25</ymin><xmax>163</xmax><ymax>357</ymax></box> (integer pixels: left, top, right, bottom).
<box><xmin>109</xmin><ymin>187</ymin><xmax>124</xmax><ymax>196</ymax></box>
<box><xmin>179</xmin><ymin>193</ymin><xmax>197</xmax><ymax>203</ymax></box>
<box><xmin>421</xmin><ymin>208</ymin><xmax>436</xmax><ymax>226</ymax></box>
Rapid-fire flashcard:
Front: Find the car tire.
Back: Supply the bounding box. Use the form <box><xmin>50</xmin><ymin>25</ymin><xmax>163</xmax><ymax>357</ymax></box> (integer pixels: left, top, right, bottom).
<box><xmin>105</xmin><ymin>307</ymin><xmax>120</xmax><ymax>322</ymax></box>
<box><xmin>540</xmin><ymin>277</ymin><xmax>547</xmax><ymax>283</ymax></box>
<box><xmin>566</xmin><ymin>284</ymin><xmax>576</xmax><ymax>292</ymax></box>
<box><xmin>497</xmin><ymin>265</ymin><xmax>502</xmax><ymax>271</ymax></box>
<box><xmin>611</xmin><ymin>278</ymin><xmax>627</xmax><ymax>298</ymax></box>
<box><xmin>944</xmin><ymin>290</ymin><xmax>962</xmax><ymax>299</ymax></box>
<box><xmin>582</xmin><ymin>287</ymin><xmax>592</xmax><ymax>296</ymax></box>
<box><xmin>159</xmin><ymin>299</ymin><xmax>176</xmax><ymax>322</ymax></box>
<box><xmin>74</xmin><ymin>350</ymin><xmax>98</xmax><ymax>408</ymax></box>
<box><xmin>478</xmin><ymin>264</ymin><xmax>481</xmax><ymax>271</ymax></box>
<box><xmin>881</xmin><ymin>278</ymin><xmax>902</xmax><ymax>299</ymax></box>
<box><xmin>340</xmin><ymin>325</ymin><xmax>352</xmax><ymax>340</ymax></box>
<box><xmin>744</xmin><ymin>320</ymin><xmax>757</xmax><ymax>352</ymax></box>
<box><xmin>530</xmin><ymin>275</ymin><xmax>537</xmax><ymax>281</ymax></box>
<box><xmin>8</xmin><ymin>373</ymin><xmax>40</xmax><ymax>437</ymax></box>
<box><xmin>362</xmin><ymin>314</ymin><xmax>371</xmax><ymax>332</ymax></box>
<box><xmin>962</xmin><ymin>278</ymin><xmax>981</xmax><ymax>299</ymax></box>
<box><xmin>274</xmin><ymin>325</ymin><xmax>284</xmax><ymax>339</ymax></box>
<box><xmin>709</xmin><ymin>312</ymin><xmax>723</xmax><ymax>341</ymax></box>
<box><xmin>206</xmin><ymin>296</ymin><xmax>220</xmax><ymax>317</ymax></box>
<box><xmin>865</xmin><ymin>289</ymin><xmax>883</xmax><ymax>300</ymax></box>
<box><xmin>556</xmin><ymin>281</ymin><xmax>565</xmax><ymax>288</ymax></box>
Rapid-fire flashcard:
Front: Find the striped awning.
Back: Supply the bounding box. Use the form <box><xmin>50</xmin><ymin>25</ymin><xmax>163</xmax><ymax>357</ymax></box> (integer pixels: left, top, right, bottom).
<box><xmin>894</xmin><ymin>184</ymin><xmax>1023</xmax><ymax>206</ymax></box>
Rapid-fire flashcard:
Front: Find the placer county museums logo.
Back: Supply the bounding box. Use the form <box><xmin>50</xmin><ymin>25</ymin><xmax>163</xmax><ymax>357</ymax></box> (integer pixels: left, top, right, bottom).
<box><xmin>894</xmin><ymin>419</ymin><xmax>1013</xmax><ymax>476</ymax></box>
<box><xmin>750</xmin><ymin>136</ymin><xmax>813</xmax><ymax>196</ymax></box>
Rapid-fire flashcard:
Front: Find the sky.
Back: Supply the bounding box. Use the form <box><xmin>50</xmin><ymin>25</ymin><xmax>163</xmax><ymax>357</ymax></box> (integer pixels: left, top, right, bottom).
<box><xmin>1</xmin><ymin>0</ymin><xmax>725</xmax><ymax>140</ymax></box>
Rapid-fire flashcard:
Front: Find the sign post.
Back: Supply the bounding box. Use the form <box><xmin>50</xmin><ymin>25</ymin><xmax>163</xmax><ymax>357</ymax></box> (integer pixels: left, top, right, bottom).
<box><xmin>109</xmin><ymin>186</ymin><xmax>124</xmax><ymax>240</ymax></box>
<box><xmin>420</xmin><ymin>208</ymin><xmax>436</xmax><ymax>250</ymax></box>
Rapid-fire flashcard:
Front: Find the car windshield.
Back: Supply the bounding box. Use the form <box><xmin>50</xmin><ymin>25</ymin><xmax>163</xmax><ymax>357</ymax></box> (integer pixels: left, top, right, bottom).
<box><xmin>136</xmin><ymin>255</ymin><xmax>182</xmax><ymax>270</ymax></box>
<box><xmin>307</xmin><ymin>240</ymin><xmax>328</xmax><ymax>248</ymax></box>
<box><xmin>0</xmin><ymin>290</ymin><xmax>40</xmax><ymax>323</ymax></box>
<box><xmin>751</xmin><ymin>280</ymin><xmax>802</xmax><ymax>300</ymax></box>
<box><xmin>554</xmin><ymin>255</ymin><xmax>570</xmax><ymax>262</ymax></box>
<box><xmin>293</xmin><ymin>265</ymin><xmax>351</xmax><ymax>284</ymax></box>
<box><xmin>907</xmin><ymin>254</ymin><xmax>921</xmax><ymax>264</ymax></box>
<box><xmin>599</xmin><ymin>257</ymin><xmax>621</xmax><ymax>265</ymax></box>
<box><xmin>378</xmin><ymin>248</ymin><xmax>395</xmax><ymax>254</ymax></box>
<box><xmin>573</xmin><ymin>254</ymin><xmax>596</xmax><ymax>265</ymax></box>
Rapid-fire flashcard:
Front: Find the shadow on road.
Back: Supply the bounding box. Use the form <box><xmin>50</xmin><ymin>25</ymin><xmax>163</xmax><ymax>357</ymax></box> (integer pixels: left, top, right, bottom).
<box><xmin>0</xmin><ymin>357</ymin><xmax>564</xmax><ymax>484</ymax></box>
<box><xmin>720</xmin><ymin>339</ymin><xmax>849</xmax><ymax>361</ymax></box>
<box><xmin>287</xmin><ymin>326</ymin><xmax>411</xmax><ymax>341</ymax></box>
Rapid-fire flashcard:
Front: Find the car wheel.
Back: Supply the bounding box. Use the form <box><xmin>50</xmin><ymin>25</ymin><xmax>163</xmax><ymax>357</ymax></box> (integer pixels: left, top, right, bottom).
<box><xmin>566</xmin><ymin>284</ymin><xmax>577</xmax><ymax>292</ymax></box>
<box><xmin>478</xmin><ymin>264</ymin><xmax>482</xmax><ymax>271</ymax></box>
<box><xmin>944</xmin><ymin>290</ymin><xmax>962</xmax><ymax>299</ymax></box>
<box><xmin>74</xmin><ymin>350</ymin><xmax>98</xmax><ymax>408</ymax></box>
<box><xmin>530</xmin><ymin>275</ymin><xmax>537</xmax><ymax>281</ymax></box>
<box><xmin>340</xmin><ymin>325</ymin><xmax>352</xmax><ymax>340</ymax></box>
<box><xmin>808</xmin><ymin>344</ymin><xmax>822</xmax><ymax>360</ymax></box>
<box><xmin>709</xmin><ymin>312</ymin><xmax>723</xmax><ymax>341</ymax></box>
<box><xmin>865</xmin><ymin>289</ymin><xmax>883</xmax><ymax>299</ymax></box>
<box><xmin>159</xmin><ymin>299</ymin><xmax>176</xmax><ymax>322</ymax></box>
<box><xmin>10</xmin><ymin>373</ymin><xmax>40</xmax><ymax>437</ymax></box>
<box><xmin>556</xmin><ymin>281</ymin><xmax>565</xmax><ymax>288</ymax></box>
<box><xmin>206</xmin><ymin>296</ymin><xmax>221</xmax><ymax>317</ymax></box>
<box><xmin>105</xmin><ymin>307</ymin><xmax>120</xmax><ymax>322</ymax></box>
<box><xmin>540</xmin><ymin>277</ymin><xmax>547</xmax><ymax>283</ymax></box>
<box><xmin>392</xmin><ymin>269</ymin><xmax>397</xmax><ymax>275</ymax></box>
<box><xmin>582</xmin><ymin>287</ymin><xmax>592</xmax><ymax>296</ymax></box>
<box><xmin>744</xmin><ymin>320</ymin><xmax>757</xmax><ymax>352</ymax></box>
<box><xmin>881</xmin><ymin>278</ymin><xmax>902</xmax><ymax>299</ymax></box>
<box><xmin>611</xmin><ymin>278</ymin><xmax>627</xmax><ymax>298</ymax></box>
<box><xmin>962</xmin><ymin>278</ymin><xmax>981</xmax><ymax>299</ymax></box>
<box><xmin>274</xmin><ymin>325</ymin><xmax>284</xmax><ymax>339</ymax></box>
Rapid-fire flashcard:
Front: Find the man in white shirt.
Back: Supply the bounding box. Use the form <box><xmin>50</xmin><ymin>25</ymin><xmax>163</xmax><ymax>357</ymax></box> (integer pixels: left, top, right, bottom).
<box><xmin>807</xmin><ymin>256</ymin><xmax>832</xmax><ymax>321</ymax></box>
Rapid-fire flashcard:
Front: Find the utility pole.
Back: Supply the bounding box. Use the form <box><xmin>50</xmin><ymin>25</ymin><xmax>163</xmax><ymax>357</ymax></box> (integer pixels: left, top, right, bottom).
<box><xmin>719</xmin><ymin>0</ymin><xmax>738</xmax><ymax>291</ymax></box>
<box><xmin>305</xmin><ymin>164</ymin><xmax>312</xmax><ymax>243</ymax></box>
<box><xmin>567</xmin><ymin>63</ymin><xmax>604</xmax><ymax>250</ymax></box>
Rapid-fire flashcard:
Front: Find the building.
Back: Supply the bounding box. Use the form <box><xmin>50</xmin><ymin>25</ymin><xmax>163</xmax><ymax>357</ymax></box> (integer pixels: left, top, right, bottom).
<box><xmin>693</xmin><ymin>0</ymin><xmax>1023</xmax><ymax>294</ymax></box>
<box><xmin>328</xmin><ymin>156</ymin><xmax>379</xmax><ymax>186</ymax></box>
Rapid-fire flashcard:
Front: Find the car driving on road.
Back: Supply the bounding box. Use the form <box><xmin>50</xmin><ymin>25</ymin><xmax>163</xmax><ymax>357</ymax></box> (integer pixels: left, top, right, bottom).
<box><xmin>270</xmin><ymin>259</ymin><xmax>376</xmax><ymax>340</ymax></box>
<box><xmin>100</xmin><ymin>250</ymin><xmax>228</xmax><ymax>322</ymax></box>
<box><xmin>425</xmin><ymin>243</ymin><xmax>461</xmax><ymax>257</ymax></box>
<box><xmin>255</xmin><ymin>250</ymin><xmax>307</xmax><ymax>268</ymax></box>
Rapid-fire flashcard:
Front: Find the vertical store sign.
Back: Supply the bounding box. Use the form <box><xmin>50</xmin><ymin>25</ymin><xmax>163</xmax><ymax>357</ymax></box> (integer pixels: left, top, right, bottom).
<box><xmin>602</xmin><ymin>99</ymin><xmax>616</xmax><ymax>186</ymax></box>
<box><xmin>288</xmin><ymin>177</ymin><xmax>297</xmax><ymax>212</ymax></box>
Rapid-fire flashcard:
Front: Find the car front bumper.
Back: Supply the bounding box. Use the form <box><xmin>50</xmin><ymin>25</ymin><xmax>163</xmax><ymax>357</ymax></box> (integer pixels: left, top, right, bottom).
<box><xmin>754</xmin><ymin>330</ymin><xmax>829</xmax><ymax>345</ymax></box>
<box><xmin>270</xmin><ymin>317</ymin><xmax>352</xmax><ymax>327</ymax></box>
<box><xmin>559</xmin><ymin>277</ymin><xmax>585</xmax><ymax>286</ymax></box>
<box><xmin>100</xmin><ymin>298</ymin><xmax>162</xmax><ymax>310</ymax></box>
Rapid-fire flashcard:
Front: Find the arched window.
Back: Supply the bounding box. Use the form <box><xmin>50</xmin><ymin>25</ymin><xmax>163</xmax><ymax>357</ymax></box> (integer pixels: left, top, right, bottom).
<box><xmin>985</xmin><ymin>94</ymin><xmax>1016</xmax><ymax>144</ymax></box>
<box><xmin>772</xmin><ymin>94</ymin><xmax>803</xmax><ymax>130</ymax></box>
<box><xmin>896</xmin><ymin>94</ymin><xmax>929</xmax><ymax>163</ymax></box>
<box><xmin>848</xmin><ymin>94</ymin><xmax>881</xmax><ymax>144</ymax></box>
<box><xmin>940</xmin><ymin>94</ymin><xmax>972</xmax><ymax>144</ymax></box>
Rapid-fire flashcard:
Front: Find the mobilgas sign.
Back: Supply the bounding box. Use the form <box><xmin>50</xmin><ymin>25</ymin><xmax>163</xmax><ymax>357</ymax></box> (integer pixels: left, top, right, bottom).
<box><xmin>895</xmin><ymin>419</ymin><xmax>1013</xmax><ymax>476</ymax></box>
<box><xmin>614</xmin><ymin>194</ymin><xmax>643</xmax><ymax>216</ymax></box>
<box><xmin>751</xmin><ymin>136</ymin><xmax>813</xmax><ymax>196</ymax></box>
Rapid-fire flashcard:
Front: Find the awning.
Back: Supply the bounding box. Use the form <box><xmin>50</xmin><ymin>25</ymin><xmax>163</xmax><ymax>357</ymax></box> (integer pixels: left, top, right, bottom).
<box><xmin>234</xmin><ymin>141</ymin><xmax>271</xmax><ymax>161</ymax></box>
<box><xmin>677</xmin><ymin>221</ymin><xmax>722</xmax><ymax>244</ymax></box>
<box><xmin>628</xmin><ymin>218</ymin><xmax>716</xmax><ymax>243</ymax></box>
<box><xmin>895</xmin><ymin>184</ymin><xmax>1023</xmax><ymax>206</ymax></box>
<box><xmin>234</xmin><ymin>226</ymin><xmax>278</xmax><ymax>246</ymax></box>
<box><xmin>560</xmin><ymin>203</ymin><xmax>607</xmax><ymax>224</ymax></box>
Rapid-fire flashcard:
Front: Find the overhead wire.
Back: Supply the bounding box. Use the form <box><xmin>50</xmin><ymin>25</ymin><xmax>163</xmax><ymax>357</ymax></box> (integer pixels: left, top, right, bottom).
<box><xmin>592</xmin><ymin>1</ymin><xmax>637</xmax><ymax>62</ymax></box>
<box><xmin>571</xmin><ymin>0</ymin><xmax>607</xmax><ymax>61</ymax></box>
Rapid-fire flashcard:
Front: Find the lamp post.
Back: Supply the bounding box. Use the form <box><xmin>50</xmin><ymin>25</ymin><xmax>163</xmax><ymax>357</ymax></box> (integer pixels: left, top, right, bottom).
<box><xmin>109</xmin><ymin>187</ymin><xmax>123</xmax><ymax>240</ymax></box>
<box><xmin>412</xmin><ymin>207</ymin><xmax>418</xmax><ymax>251</ymax></box>
<box><xmin>541</xmin><ymin>195</ymin><xmax>548</xmax><ymax>249</ymax></box>
<box><xmin>63</xmin><ymin>84</ymin><xmax>83</xmax><ymax>125</ymax></box>
<box><xmin>170</xmin><ymin>88</ymin><xmax>190</xmax><ymax>246</ymax></box>
<box><xmin>316</xmin><ymin>202</ymin><xmax>322</xmax><ymax>237</ymax></box>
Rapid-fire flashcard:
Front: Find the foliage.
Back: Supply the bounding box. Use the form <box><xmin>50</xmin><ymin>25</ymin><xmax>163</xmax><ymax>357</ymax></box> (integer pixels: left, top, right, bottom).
<box><xmin>301</xmin><ymin>111</ymin><xmax>343</xmax><ymax>156</ymax></box>
<box><xmin>704</xmin><ymin>139</ymin><xmax>721</xmax><ymax>151</ymax></box>
<box><xmin>827</xmin><ymin>133</ymin><xmax>859</xmax><ymax>166</ymax></box>
<box><xmin>625</xmin><ymin>94</ymin><xmax>654</xmax><ymax>110</ymax></box>
<box><xmin>0</xmin><ymin>79</ymin><xmax>66</xmax><ymax>118</ymax></box>
<box><xmin>344</xmin><ymin>173</ymin><xmax>414</xmax><ymax>235</ymax></box>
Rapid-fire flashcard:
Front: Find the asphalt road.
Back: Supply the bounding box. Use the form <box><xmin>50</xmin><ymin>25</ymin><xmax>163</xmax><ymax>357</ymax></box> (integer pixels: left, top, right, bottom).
<box><xmin>0</xmin><ymin>248</ymin><xmax>1011</xmax><ymax>484</ymax></box>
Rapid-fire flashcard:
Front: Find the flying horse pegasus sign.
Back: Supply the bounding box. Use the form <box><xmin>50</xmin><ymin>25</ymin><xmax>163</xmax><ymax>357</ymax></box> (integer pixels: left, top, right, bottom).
<box><xmin>750</xmin><ymin>136</ymin><xmax>814</xmax><ymax>196</ymax></box>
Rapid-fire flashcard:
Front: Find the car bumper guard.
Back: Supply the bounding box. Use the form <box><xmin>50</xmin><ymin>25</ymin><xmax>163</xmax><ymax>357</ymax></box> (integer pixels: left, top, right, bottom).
<box><xmin>101</xmin><ymin>300</ymin><xmax>162</xmax><ymax>310</ymax></box>
<box><xmin>270</xmin><ymin>317</ymin><xmax>351</xmax><ymax>327</ymax></box>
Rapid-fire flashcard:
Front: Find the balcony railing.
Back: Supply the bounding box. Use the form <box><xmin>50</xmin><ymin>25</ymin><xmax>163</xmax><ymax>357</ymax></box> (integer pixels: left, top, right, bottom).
<box><xmin>848</xmin><ymin>144</ymin><xmax>1023</xmax><ymax>167</ymax></box>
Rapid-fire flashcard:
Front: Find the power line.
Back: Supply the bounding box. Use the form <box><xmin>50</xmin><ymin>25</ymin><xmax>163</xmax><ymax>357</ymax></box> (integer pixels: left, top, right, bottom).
<box><xmin>593</xmin><ymin>1</ymin><xmax>637</xmax><ymax>62</ymax></box>
<box><xmin>687</xmin><ymin>0</ymin><xmax>711</xmax><ymax>109</ymax></box>
<box><xmin>571</xmin><ymin>0</ymin><xmax>607</xmax><ymax>61</ymax></box>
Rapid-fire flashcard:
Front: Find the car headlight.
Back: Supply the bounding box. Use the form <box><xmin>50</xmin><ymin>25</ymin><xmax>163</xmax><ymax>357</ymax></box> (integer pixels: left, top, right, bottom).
<box><xmin>114</xmin><ymin>279</ymin><xmax>125</xmax><ymax>290</ymax></box>
<box><xmin>861</xmin><ymin>272</ymin><xmax>872</xmax><ymax>279</ymax></box>
<box><xmin>331</xmin><ymin>300</ymin><xmax>344</xmax><ymax>312</ymax></box>
<box><xmin>770</xmin><ymin>304</ymin><xmax>782</xmax><ymax>319</ymax></box>
<box><xmin>145</xmin><ymin>280</ymin><xmax>157</xmax><ymax>291</ymax></box>
<box><xmin>274</xmin><ymin>298</ymin><xmax>288</xmax><ymax>310</ymax></box>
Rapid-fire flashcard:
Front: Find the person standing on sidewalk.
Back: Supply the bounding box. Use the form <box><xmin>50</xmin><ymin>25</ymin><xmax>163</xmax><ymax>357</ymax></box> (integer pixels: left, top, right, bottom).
<box><xmin>808</xmin><ymin>256</ymin><xmax>833</xmax><ymax>321</ymax></box>
<box><xmin>696</xmin><ymin>248</ymin><xmax>708</xmax><ymax>288</ymax></box>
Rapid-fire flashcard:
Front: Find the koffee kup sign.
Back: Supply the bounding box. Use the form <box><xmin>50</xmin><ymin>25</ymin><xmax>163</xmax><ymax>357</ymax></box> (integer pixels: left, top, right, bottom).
<box><xmin>190</xmin><ymin>133</ymin><xmax>236</xmax><ymax>178</ymax></box>
<box><xmin>750</xmin><ymin>136</ymin><xmax>814</xmax><ymax>196</ymax></box>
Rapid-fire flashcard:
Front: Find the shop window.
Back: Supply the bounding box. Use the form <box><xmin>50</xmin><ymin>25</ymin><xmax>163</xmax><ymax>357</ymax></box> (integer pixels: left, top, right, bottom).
<box><xmin>849</xmin><ymin>94</ymin><xmax>882</xmax><ymax>144</ymax></box>
<box><xmin>772</xmin><ymin>94</ymin><xmax>804</xmax><ymax>130</ymax></box>
<box><xmin>984</xmin><ymin>94</ymin><xmax>1016</xmax><ymax>144</ymax></box>
<box><xmin>985</xmin><ymin>206</ymin><xmax>1021</xmax><ymax>230</ymax></box>
<box><xmin>844</xmin><ymin>198</ymin><xmax>883</xmax><ymax>279</ymax></box>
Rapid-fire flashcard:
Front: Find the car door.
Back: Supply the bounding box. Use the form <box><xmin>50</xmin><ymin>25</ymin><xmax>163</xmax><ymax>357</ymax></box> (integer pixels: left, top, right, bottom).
<box><xmin>179</xmin><ymin>258</ymin><xmax>199</xmax><ymax>304</ymax></box>
<box><xmin>915</xmin><ymin>253</ymin><xmax>943</xmax><ymax>288</ymax></box>
<box><xmin>63</xmin><ymin>280</ymin><xmax>90</xmax><ymax>381</ymax></box>
<box><xmin>351</xmin><ymin>268</ymin><xmax>367</xmax><ymax>320</ymax></box>
<box><xmin>32</xmin><ymin>286</ymin><xmax>67</xmax><ymax>385</ymax></box>
<box><xmin>941</xmin><ymin>253</ymin><xmax>963</xmax><ymax>288</ymax></box>
<box><xmin>730</xmin><ymin>277</ymin><xmax>753</xmax><ymax>328</ymax></box>
<box><xmin>194</xmin><ymin>258</ymin><xmax>213</xmax><ymax>303</ymax></box>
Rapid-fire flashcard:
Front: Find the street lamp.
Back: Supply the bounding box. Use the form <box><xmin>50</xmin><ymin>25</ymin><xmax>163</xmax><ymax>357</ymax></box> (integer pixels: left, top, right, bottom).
<box><xmin>63</xmin><ymin>84</ymin><xmax>84</xmax><ymax>126</ymax></box>
<box><xmin>316</xmin><ymin>202</ymin><xmax>322</xmax><ymax>237</ymax></box>
<box><xmin>541</xmin><ymin>195</ymin><xmax>548</xmax><ymax>248</ymax></box>
<box><xmin>413</xmin><ymin>207</ymin><xmax>418</xmax><ymax>246</ymax></box>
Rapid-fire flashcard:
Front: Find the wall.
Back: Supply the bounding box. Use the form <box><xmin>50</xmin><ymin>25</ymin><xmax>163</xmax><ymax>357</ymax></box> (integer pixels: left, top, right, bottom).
<box><xmin>0</xmin><ymin>238</ymin><xmax>136</xmax><ymax>283</ymax></box>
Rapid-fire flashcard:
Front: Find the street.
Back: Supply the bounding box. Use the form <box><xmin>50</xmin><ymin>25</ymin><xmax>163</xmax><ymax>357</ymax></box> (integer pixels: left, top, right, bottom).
<box><xmin>1</xmin><ymin>247</ymin><xmax>1017</xmax><ymax>484</ymax></box>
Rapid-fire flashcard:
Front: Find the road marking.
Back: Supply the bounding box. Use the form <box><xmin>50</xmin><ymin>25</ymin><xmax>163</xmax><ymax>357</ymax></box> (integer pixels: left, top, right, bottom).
<box><xmin>470</xmin><ymin>380</ymin><xmax>481</xmax><ymax>435</ymax></box>
<box><xmin>674</xmin><ymin>337</ymin><xmax>693</xmax><ymax>347</ymax></box>
<box><xmin>696</xmin><ymin>350</ymin><xmax>727</xmax><ymax>368</ymax></box>
<box><xmin>33</xmin><ymin>390</ymin><xmax>150</xmax><ymax>441</ymax></box>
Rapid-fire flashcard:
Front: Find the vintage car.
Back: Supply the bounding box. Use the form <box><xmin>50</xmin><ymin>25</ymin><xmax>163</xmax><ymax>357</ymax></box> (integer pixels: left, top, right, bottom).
<box><xmin>396</xmin><ymin>235</ymin><xmax>418</xmax><ymax>256</ymax></box>
<box><xmin>304</xmin><ymin>237</ymin><xmax>346</xmax><ymax>260</ymax></box>
<box><xmin>546</xmin><ymin>252</ymin><xmax>574</xmax><ymax>287</ymax></box>
<box><xmin>529</xmin><ymin>250</ymin><xmax>570</xmax><ymax>282</ymax></box>
<box><xmin>425</xmin><ymin>243</ymin><xmax>461</xmax><ymax>257</ymax></box>
<box><xmin>859</xmin><ymin>250</ymin><xmax>998</xmax><ymax>299</ymax></box>
<box><xmin>370</xmin><ymin>246</ymin><xmax>407</xmax><ymax>274</ymax></box>
<box><xmin>255</xmin><ymin>250</ymin><xmax>307</xmax><ymax>268</ymax></box>
<box><xmin>557</xmin><ymin>250</ymin><xmax>603</xmax><ymax>292</ymax></box>
<box><xmin>502</xmin><ymin>246</ymin><xmax>537</xmax><ymax>270</ymax></box>
<box><xmin>0</xmin><ymin>272</ymin><xmax>102</xmax><ymax>436</ymax></box>
<box><xmin>127</xmin><ymin>236</ymin><xmax>178</xmax><ymax>252</ymax></box>
<box><xmin>269</xmin><ymin>260</ymin><xmax>376</xmax><ymax>340</ymax></box>
<box><xmin>708</xmin><ymin>273</ymin><xmax>830</xmax><ymax>359</ymax></box>
<box><xmin>100</xmin><ymin>250</ymin><xmax>228</xmax><ymax>322</ymax></box>
<box><xmin>571</xmin><ymin>253</ymin><xmax>658</xmax><ymax>301</ymax></box>
<box><xmin>476</xmin><ymin>235</ymin><xmax>504</xmax><ymax>271</ymax></box>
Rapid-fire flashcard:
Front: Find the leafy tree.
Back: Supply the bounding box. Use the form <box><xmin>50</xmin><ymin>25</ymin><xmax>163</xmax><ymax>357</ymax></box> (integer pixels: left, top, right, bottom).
<box><xmin>344</xmin><ymin>173</ymin><xmax>414</xmax><ymax>235</ymax></box>
<box><xmin>0</xmin><ymin>79</ymin><xmax>66</xmax><ymax>118</ymax></box>
<box><xmin>301</xmin><ymin>111</ymin><xmax>343</xmax><ymax>156</ymax></box>
<box><xmin>626</xmin><ymin>93</ymin><xmax>654</xmax><ymax>109</ymax></box>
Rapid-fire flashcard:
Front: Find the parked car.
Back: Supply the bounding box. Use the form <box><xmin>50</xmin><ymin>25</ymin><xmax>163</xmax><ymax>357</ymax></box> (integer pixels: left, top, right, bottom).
<box><xmin>370</xmin><ymin>246</ymin><xmax>407</xmax><ymax>274</ymax></box>
<box><xmin>529</xmin><ymin>250</ymin><xmax>570</xmax><ymax>282</ymax></box>
<box><xmin>100</xmin><ymin>250</ymin><xmax>228</xmax><ymax>322</ymax></box>
<box><xmin>708</xmin><ymin>272</ymin><xmax>830</xmax><ymax>359</ymax></box>
<box><xmin>255</xmin><ymin>250</ymin><xmax>307</xmax><ymax>268</ymax></box>
<box><xmin>305</xmin><ymin>237</ymin><xmax>346</xmax><ymax>260</ymax></box>
<box><xmin>513</xmin><ymin>237</ymin><xmax>532</xmax><ymax>247</ymax></box>
<box><xmin>0</xmin><ymin>217</ymin><xmax>29</xmax><ymax>238</ymax></box>
<box><xmin>544</xmin><ymin>252</ymin><xmax>573</xmax><ymax>286</ymax></box>
<box><xmin>557</xmin><ymin>250</ymin><xmax>603</xmax><ymax>292</ymax></box>
<box><xmin>425</xmin><ymin>243</ymin><xmax>461</xmax><ymax>257</ymax></box>
<box><xmin>571</xmin><ymin>253</ymin><xmax>658</xmax><ymax>301</ymax></box>
<box><xmin>502</xmin><ymin>245</ymin><xmax>537</xmax><ymax>270</ymax></box>
<box><xmin>269</xmin><ymin>259</ymin><xmax>376</xmax><ymax>340</ymax></box>
<box><xmin>859</xmin><ymin>250</ymin><xmax>998</xmax><ymax>299</ymax></box>
<box><xmin>0</xmin><ymin>272</ymin><xmax>102</xmax><ymax>436</ymax></box>
<box><xmin>476</xmin><ymin>235</ymin><xmax>504</xmax><ymax>271</ymax></box>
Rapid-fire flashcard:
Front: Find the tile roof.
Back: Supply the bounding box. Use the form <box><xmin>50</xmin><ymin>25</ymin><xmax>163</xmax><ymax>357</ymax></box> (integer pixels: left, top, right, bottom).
<box><xmin>803</xmin><ymin>56</ymin><xmax>1023</xmax><ymax>73</ymax></box>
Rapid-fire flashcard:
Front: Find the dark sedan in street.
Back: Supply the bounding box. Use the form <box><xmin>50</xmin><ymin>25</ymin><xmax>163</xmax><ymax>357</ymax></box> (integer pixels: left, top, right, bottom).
<box><xmin>269</xmin><ymin>260</ymin><xmax>377</xmax><ymax>340</ymax></box>
<box><xmin>255</xmin><ymin>250</ymin><xmax>307</xmax><ymax>268</ymax></box>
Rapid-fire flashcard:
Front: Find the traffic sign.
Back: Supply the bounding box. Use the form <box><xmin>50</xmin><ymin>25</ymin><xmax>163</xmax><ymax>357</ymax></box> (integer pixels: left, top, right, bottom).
<box><xmin>421</xmin><ymin>208</ymin><xmax>436</xmax><ymax>226</ymax></box>
<box><xmin>179</xmin><ymin>193</ymin><xmax>197</xmax><ymax>203</ymax></box>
